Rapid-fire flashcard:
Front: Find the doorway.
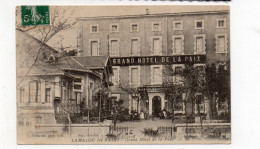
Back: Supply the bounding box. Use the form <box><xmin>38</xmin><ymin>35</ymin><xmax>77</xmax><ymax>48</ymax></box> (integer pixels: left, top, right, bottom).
<box><xmin>152</xmin><ymin>96</ymin><xmax>161</xmax><ymax>117</ymax></box>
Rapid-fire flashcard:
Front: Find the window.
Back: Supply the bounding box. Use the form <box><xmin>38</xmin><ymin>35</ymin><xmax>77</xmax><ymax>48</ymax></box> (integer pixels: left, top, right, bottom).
<box><xmin>172</xmin><ymin>65</ymin><xmax>184</xmax><ymax>83</ymax></box>
<box><xmin>151</xmin><ymin>66</ymin><xmax>162</xmax><ymax>84</ymax></box>
<box><xmin>194</xmin><ymin>34</ymin><xmax>206</xmax><ymax>54</ymax></box>
<box><xmin>90</xmin><ymin>25</ymin><xmax>99</xmax><ymax>33</ymax></box>
<box><xmin>88</xmin><ymin>82</ymin><xmax>94</xmax><ymax>106</ymax></box>
<box><xmin>29</xmin><ymin>81</ymin><xmax>41</xmax><ymax>103</ymax></box>
<box><xmin>74</xmin><ymin>78</ymin><xmax>82</xmax><ymax>83</ymax></box>
<box><xmin>130</xmin><ymin>23</ymin><xmax>139</xmax><ymax>32</ymax></box>
<box><xmin>215</xmin><ymin>34</ymin><xmax>228</xmax><ymax>53</ymax></box>
<box><xmin>172</xmin><ymin>35</ymin><xmax>184</xmax><ymax>55</ymax></box>
<box><xmin>110</xmin><ymin>24</ymin><xmax>119</xmax><ymax>32</ymax></box>
<box><xmin>19</xmin><ymin>88</ymin><xmax>25</xmax><ymax>103</ymax></box>
<box><xmin>173</xmin><ymin>21</ymin><xmax>183</xmax><ymax>30</ymax></box>
<box><xmin>74</xmin><ymin>85</ymin><xmax>81</xmax><ymax>90</ymax></box>
<box><xmin>73</xmin><ymin>77</ymin><xmax>82</xmax><ymax>91</ymax></box>
<box><xmin>151</xmin><ymin>37</ymin><xmax>162</xmax><ymax>55</ymax></box>
<box><xmin>129</xmin><ymin>66</ymin><xmax>140</xmax><ymax>85</ymax></box>
<box><xmin>112</xmin><ymin>67</ymin><xmax>119</xmax><ymax>85</ymax></box>
<box><xmin>75</xmin><ymin>92</ymin><xmax>82</xmax><ymax>104</ymax></box>
<box><xmin>131</xmin><ymin>38</ymin><xmax>140</xmax><ymax>55</ymax></box>
<box><xmin>90</xmin><ymin>40</ymin><xmax>99</xmax><ymax>56</ymax></box>
<box><xmin>194</xmin><ymin>64</ymin><xmax>206</xmax><ymax>71</ymax></box>
<box><xmin>217</xmin><ymin>19</ymin><xmax>226</xmax><ymax>28</ymax></box>
<box><xmin>152</xmin><ymin>22</ymin><xmax>161</xmax><ymax>31</ymax></box>
<box><xmin>195</xmin><ymin>20</ymin><xmax>204</xmax><ymax>29</ymax></box>
<box><xmin>35</xmin><ymin>116</ymin><xmax>42</xmax><ymax>124</ymax></box>
<box><xmin>194</xmin><ymin>102</ymin><xmax>205</xmax><ymax>113</ymax></box>
<box><xmin>110</xmin><ymin>39</ymin><xmax>119</xmax><ymax>56</ymax></box>
<box><xmin>174</xmin><ymin>101</ymin><xmax>184</xmax><ymax>112</ymax></box>
<box><xmin>45</xmin><ymin>88</ymin><xmax>51</xmax><ymax>103</ymax></box>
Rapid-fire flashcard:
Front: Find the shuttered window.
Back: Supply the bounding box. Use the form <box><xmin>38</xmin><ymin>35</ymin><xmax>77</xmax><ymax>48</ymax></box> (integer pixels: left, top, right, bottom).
<box><xmin>131</xmin><ymin>68</ymin><xmax>139</xmax><ymax>84</ymax></box>
<box><xmin>217</xmin><ymin>36</ymin><xmax>225</xmax><ymax>52</ymax></box>
<box><xmin>131</xmin><ymin>39</ymin><xmax>139</xmax><ymax>55</ymax></box>
<box><xmin>152</xmin><ymin>38</ymin><xmax>161</xmax><ymax>55</ymax></box>
<box><xmin>45</xmin><ymin>88</ymin><xmax>51</xmax><ymax>103</ymax></box>
<box><xmin>196</xmin><ymin>37</ymin><xmax>203</xmax><ymax>53</ymax></box>
<box><xmin>152</xmin><ymin>67</ymin><xmax>162</xmax><ymax>83</ymax></box>
<box><xmin>174</xmin><ymin>38</ymin><xmax>182</xmax><ymax>54</ymax></box>
<box><xmin>111</xmin><ymin>40</ymin><xmax>119</xmax><ymax>56</ymax></box>
<box><xmin>112</xmin><ymin>68</ymin><xmax>119</xmax><ymax>84</ymax></box>
<box><xmin>29</xmin><ymin>81</ymin><xmax>40</xmax><ymax>103</ymax></box>
<box><xmin>90</xmin><ymin>41</ymin><xmax>98</xmax><ymax>56</ymax></box>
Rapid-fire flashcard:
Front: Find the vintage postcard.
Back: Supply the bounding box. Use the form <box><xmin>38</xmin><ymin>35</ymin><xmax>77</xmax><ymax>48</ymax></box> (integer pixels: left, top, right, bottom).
<box><xmin>16</xmin><ymin>5</ymin><xmax>230</xmax><ymax>144</ymax></box>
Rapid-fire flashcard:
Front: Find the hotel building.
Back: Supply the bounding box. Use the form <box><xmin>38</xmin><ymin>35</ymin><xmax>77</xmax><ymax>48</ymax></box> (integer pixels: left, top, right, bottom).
<box><xmin>76</xmin><ymin>9</ymin><xmax>230</xmax><ymax>116</ymax></box>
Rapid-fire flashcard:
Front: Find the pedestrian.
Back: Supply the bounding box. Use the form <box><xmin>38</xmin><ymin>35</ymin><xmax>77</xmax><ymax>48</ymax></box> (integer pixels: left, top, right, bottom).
<box><xmin>171</xmin><ymin>112</ymin><xmax>175</xmax><ymax>123</ymax></box>
<box><xmin>113</xmin><ymin>113</ymin><xmax>117</xmax><ymax>129</ymax></box>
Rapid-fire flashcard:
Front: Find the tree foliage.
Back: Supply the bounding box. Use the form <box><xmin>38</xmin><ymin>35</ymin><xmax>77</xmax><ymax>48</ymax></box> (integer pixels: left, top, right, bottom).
<box><xmin>17</xmin><ymin>6</ymin><xmax>76</xmax><ymax>87</ymax></box>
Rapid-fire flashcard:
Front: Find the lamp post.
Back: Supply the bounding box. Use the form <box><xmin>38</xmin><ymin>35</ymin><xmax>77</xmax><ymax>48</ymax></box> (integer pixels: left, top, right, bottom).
<box><xmin>195</xmin><ymin>92</ymin><xmax>203</xmax><ymax>126</ymax></box>
<box><xmin>182</xmin><ymin>92</ymin><xmax>188</xmax><ymax>137</ymax></box>
<box><xmin>108</xmin><ymin>91</ymin><xmax>111</xmax><ymax>115</ymax></box>
<box><xmin>98</xmin><ymin>62</ymin><xmax>105</xmax><ymax>124</ymax></box>
<box><xmin>87</xmin><ymin>105</ymin><xmax>89</xmax><ymax>137</ymax></box>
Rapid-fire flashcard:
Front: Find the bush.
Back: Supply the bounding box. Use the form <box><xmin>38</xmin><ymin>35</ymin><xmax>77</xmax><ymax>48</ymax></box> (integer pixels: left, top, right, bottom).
<box><xmin>142</xmin><ymin>128</ymin><xmax>159</xmax><ymax>136</ymax></box>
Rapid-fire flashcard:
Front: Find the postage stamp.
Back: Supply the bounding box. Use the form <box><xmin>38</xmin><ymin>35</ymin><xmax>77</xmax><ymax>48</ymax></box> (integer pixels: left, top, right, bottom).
<box><xmin>16</xmin><ymin>5</ymin><xmax>230</xmax><ymax>144</ymax></box>
<box><xmin>21</xmin><ymin>6</ymin><xmax>50</xmax><ymax>26</ymax></box>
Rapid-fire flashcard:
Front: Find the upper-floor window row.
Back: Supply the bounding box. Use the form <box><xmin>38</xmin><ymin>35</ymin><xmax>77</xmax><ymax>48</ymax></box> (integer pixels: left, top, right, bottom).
<box><xmin>88</xmin><ymin>18</ymin><xmax>227</xmax><ymax>33</ymax></box>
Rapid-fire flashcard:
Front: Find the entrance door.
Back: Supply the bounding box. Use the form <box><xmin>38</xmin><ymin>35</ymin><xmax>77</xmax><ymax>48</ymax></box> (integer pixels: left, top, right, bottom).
<box><xmin>152</xmin><ymin>96</ymin><xmax>161</xmax><ymax>117</ymax></box>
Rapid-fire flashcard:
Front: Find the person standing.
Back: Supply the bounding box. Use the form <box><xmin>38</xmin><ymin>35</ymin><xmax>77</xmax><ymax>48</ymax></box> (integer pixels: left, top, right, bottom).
<box><xmin>171</xmin><ymin>112</ymin><xmax>175</xmax><ymax>123</ymax></box>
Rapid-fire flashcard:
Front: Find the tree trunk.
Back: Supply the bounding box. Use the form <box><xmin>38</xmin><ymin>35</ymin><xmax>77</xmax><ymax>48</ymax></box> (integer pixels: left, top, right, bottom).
<box><xmin>137</xmin><ymin>98</ymin><xmax>139</xmax><ymax>113</ymax></box>
<box><xmin>197</xmin><ymin>103</ymin><xmax>202</xmax><ymax>127</ymax></box>
<box><xmin>191</xmin><ymin>100</ymin><xmax>194</xmax><ymax>122</ymax></box>
<box><xmin>227</xmin><ymin>97</ymin><xmax>231</xmax><ymax>122</ymax></box>
<box><xmin>172</xmin><ymin>101</ymin><xmax>175</xmax><ymax>122</ymax></box>
<box><xmin>208</xmin><ymin>92</ymin><xmax>214</xmax><ymax>120</ymax></box>
<box><xmin>185</xmin><ymin>101</ymin><xmax>188</xmax><ymax>137</ymax></box>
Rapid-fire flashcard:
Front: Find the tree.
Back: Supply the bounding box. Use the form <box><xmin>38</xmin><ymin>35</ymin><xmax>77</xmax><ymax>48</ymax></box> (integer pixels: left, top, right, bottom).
<box><xmin>163</xmin><ymin>64</ymin><xmax>206</xmax><ymax>126</ymax></box>
<box><xmin>16</xmin><ymin>6</ymin><xmax>76</xmax><ymax>87</ymax></box>
<box><xmin>204</xmin><ymin>62</ymin><xmax>230</xmax><ymax>121</ymax></box>
<box><xmin>118</xmin><ymin>83</ymin><xmax>142</xmax><ymax>113</ymax></box>
<box><xmin>216</xmin><ymin>62</ymin><xmax>230</xmax><ymax>121</ymax></box>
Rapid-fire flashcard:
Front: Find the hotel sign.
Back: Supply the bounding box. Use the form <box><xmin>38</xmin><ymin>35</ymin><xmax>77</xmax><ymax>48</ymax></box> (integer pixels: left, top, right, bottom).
<box><xmin>111</xmin><ymin>55</ymin><xmax>206</xmax><ymax>66</ymax></box>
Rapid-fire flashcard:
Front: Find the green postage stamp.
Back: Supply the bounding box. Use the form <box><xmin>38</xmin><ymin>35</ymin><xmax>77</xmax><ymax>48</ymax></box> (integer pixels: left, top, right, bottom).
<box><xmin>21</xmin><ymin>6</ymin><xmax>50</xmax><ymax>26</ymax></box>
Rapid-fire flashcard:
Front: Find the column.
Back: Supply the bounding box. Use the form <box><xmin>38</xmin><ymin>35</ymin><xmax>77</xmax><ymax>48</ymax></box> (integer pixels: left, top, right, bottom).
<box><xmin>148</xmin><ymin>94</ymin><xmax>153</xmax><ymax>115</ymax></box>
<box><xmin>41</xmin><ymin>81</ymin><xmax>45</xmax><ymax>103</ymax></box>
<box><xmin>161</xmin><ymin>94</ymin><xmax>165</xmax><ymax>110</ymax></box>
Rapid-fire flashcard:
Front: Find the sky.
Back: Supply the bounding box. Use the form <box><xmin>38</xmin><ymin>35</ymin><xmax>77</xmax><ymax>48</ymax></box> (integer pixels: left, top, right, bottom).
<box><xmin>45</xmin><ymin>5</ymin><xmax>229</xmax><ymax>51</ymax></box>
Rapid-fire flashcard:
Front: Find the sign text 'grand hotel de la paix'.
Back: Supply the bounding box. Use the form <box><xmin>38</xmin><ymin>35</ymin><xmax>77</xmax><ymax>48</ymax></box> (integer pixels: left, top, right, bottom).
<box><xmin>111</xmin><ymin>55</ymin><xmax>206</xmax><ymax>66</ymax></box>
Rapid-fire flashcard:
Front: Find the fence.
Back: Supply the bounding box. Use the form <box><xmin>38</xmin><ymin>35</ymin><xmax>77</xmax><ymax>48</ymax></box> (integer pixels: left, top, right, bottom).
<box><xmin>34</xmin><ymin>124</ymin><xmax>110</xmax><ymax>137</ymax></box>
<box><xmin>175</xmin><ymin>123</ymin><xmax>231</xmax><ymax>140</ymax></box>
<box><xmin>157</xmin><ymin>126</ymin><xmax>177</xmax><ymax>138</ymax></box>
<box><xmin>56</xmin><ymin>103</ymin><xmax>80</xmax><ymax>114</ymax></box>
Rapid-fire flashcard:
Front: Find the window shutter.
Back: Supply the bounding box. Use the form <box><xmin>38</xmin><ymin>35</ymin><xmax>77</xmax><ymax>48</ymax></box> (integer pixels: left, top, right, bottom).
<box><xmin>91</xmin><ymin>41</ymin><xmax>98</xmax><ymax>56</ymax></box>
<box><xmin>217</xmin><ymin>36</ymin><xmax>225</xmax><ymax>52</ymax></box>
<box><xmin>153</xmin><ymin>67</ymin><xmax>161</xmax><ymax>83</ymax></box>
<box><xmin>196</xmin><ymin>37</ymin><xmax>203</xmax><ymax>52</ymax></box>
<box><xmin>111</xmin><ymin>40</ymin><xmax>119</xmax><ymax>56</ymax></box>
<box><xmin>131</xmin><ymin>68</ymin><xmax>139</xmax><ymax>83</ymax></box>
<box><xmin>112</xmin><ymin>68</ymin><xmax>118</xmax><ymax>84</ymax></box>
<box><xmin>131</xmin><ymin>39</ymin><xmax>139</xmax><ymax>55</ymax></box>
<box><xmin>175</xmin><ymin>38</ymin><xmax>182</xmax><ymax>53</ymax></box>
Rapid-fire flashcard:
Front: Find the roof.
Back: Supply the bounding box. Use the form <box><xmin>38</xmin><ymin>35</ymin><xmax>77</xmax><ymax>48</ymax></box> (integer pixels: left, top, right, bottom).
<box><xmin>76</xmin><ymin>6</ymin><xmax>229</xmax><ymax>21</ymax></box>
<box><xmin>71</xmin><ymin>56</ymin><xmax>109</xmax><ymax>69</ymax></box>
<box><xmin>16</xmin><ymin>29</ymin><xmax>58</xmax><ymax>54</ymax></box>
<box><xmin>21</xmin><ymin>56</ymin><xmax>109</xmax><ymax>77</ymax></box>
<box><xmin>28</xmin><ymin>64</ymin><xmax>66</xmax><ymax>76</ymax></box>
